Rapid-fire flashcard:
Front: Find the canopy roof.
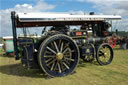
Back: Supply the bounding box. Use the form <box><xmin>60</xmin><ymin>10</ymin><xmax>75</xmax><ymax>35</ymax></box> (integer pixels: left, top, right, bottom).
<box><xmin>16</xmin><ymin>12</ymin><xmax>121</xmax><ymax>27</ymax></box>
<box><xmin>18</xmin><ymin>13</ymin><xmax>121</xmax><ymax>22</ymax></box>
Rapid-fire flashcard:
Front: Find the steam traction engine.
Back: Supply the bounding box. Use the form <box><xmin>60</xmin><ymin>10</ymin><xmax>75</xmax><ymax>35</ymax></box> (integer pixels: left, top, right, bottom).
<box><xmin>11</xmin><ymin>11</ymin><xmax>121</xmax><ymax>77</ymax></box>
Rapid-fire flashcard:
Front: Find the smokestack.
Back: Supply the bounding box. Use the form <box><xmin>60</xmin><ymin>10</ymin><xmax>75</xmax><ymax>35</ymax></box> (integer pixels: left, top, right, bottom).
<box><xmin>90</xmin><ymin>12</ymin><xmax>94</xmax><ymax>15</ymax></box>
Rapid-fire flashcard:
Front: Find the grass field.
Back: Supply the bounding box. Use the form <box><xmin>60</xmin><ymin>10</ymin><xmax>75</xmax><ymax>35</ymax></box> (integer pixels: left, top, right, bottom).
<box><xmin>0</xmin><ymin>46</ymin><xmax>128</xmax><ymax>85</ymax></box>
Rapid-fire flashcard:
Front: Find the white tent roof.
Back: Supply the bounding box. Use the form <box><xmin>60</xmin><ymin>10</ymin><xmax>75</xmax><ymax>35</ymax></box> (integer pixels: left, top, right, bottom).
<box><xmin>3</xmin><ymin>36</ymin><xmax>13</xmax><ymax>39</ymax></box>
<box><xmin>17</xmin><ymin>13</ymin><xmax>121</xmax><ymax>22</ymax></box>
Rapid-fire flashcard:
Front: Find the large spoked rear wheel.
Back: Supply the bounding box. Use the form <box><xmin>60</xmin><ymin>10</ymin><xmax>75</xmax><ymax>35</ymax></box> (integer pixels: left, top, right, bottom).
<box><xmin>96</xmin><ymin>43</ymin><xmax>113</xmax><ymax>65</ymax></box>
<box><xmin>38</xmin><ymin>34</ymin><xmax>79</xmax><ymax>77</ymax></box>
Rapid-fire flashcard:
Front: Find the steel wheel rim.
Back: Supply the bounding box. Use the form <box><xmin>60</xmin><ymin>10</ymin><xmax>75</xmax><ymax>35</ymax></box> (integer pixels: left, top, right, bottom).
<box><xmin>97</xmin><ymin>44</ymin><xmax>113</xmax><ymax>65</ymax></box>
<box><xmin>39</xmin><ymin>35</ymin><xmax>79</xmax><ymax>77</ymax></box>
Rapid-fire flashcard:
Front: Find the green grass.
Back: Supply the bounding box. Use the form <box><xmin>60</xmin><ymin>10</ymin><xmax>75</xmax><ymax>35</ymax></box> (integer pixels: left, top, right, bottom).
<box><xmin>0</xmin><ymin>46</ymin><xmax>128</xmax><ymax>85</ymax></box>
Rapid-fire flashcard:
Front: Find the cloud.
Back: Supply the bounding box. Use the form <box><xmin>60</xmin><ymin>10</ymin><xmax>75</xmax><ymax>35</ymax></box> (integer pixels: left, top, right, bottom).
<box><xmin>0</xmin><ymin>1</ymin><xmax>55</xmax><ymax>37</ymax></box>
<box><xmin>77</xmin><ymin>0</ymin><xmax>128</xmax><ymax>31</ymax></box>
<box><xmin>77</xmin><ymin>0</ymin><xmax>128</xmax><ymax>16</ymax></box>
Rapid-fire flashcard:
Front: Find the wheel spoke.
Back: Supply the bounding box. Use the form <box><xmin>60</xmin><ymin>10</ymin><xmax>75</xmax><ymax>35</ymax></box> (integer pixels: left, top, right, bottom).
<box><xmin>64</xmin><ymin>54</ymin><xmax>70</xmax><ymax>57</ymax></box>
<box><xmin>65</xmin><ymin>50</ymin><xmax>74</xmax><ymax>54</ymax></box>
<box><xmin>54</xmin><ymin>41</ymin><xmax>59</xmax><ymax>53</ymax></box>
<box><xmin>105</xmin><ymin>54</ymin><xmax>110</xmax><ymax>59</ymax></box>
<box><xmin>60</xmin><ymin>42</ymin><xmax>64</xmax><ymax>52</ymax></box>
<box><xmin>47</xmin><ymin>59</ymin><xmax>56</xmax><ymax>66</ymax></box>
<box><xmin>63</xmin><ymin>42</ymin><xmax>69</xmax><ymax>50</ymax></box>
<box><xmin>47</xmin><ymin>46</ymin><xmax>56</xmax><ymax>54</ymax></box>
<box><xmin>58</xmin><ymin>63</ymin><xmax>62</xmax><ymax>73</ymax></box>
<box><xmin>99</xmin><ymin>51</ymin><xmax>103</xmax><ymax>55</ymax></box>
<box><xmin>50</xmin><ymin>62</ymin><xmax>55</xmax><ymax>71</ymax></box>
<box><xmin>54</xmin><ymin>62</ymin><xmax>58</xmax><ymax>71</ymax></box>
<box><xmin>105</xmin><ymin>48</ymin><xmax>110</xmax><ymax>53</ymax></box>
<box><xmin>103</xmin><ymin>47</ymin><xmax>107</xmax><ymax>53</ymax></box>
<box><xmin>104</xmin><ymin>47</ymin><xmax>109</xmax><ymax>53</ymax></box>
<box><xmin>62</xmin><ymin>59</ymin><xmax>70</xmax><ymax>65</ymax></box>
<box><xmin>51</xmin><ymin>42</ymin><xmax>55</xmax><ymax>49</ymax></box>
<box><xmin>103</xmin><ymin>57</ymin><xmax>107</xmax><ymax>62</ymax></box>
<box><xmin>105</xmin><ymin>47</ymin><xmax>107</xmax><ymax>51</ymax></box>
<box><xmin>45</xmin><ymin>58</ymin><xmax>53</xmax><ymax>63</ymax></box>
<box><xmin>59</xmin><ymin>61</ymin><xmax>65</xmax><ymax>71</ymax></box>
<box><xmin>64</xmin><ymin>57</ymin><xmax>74</xmax><ymax>61</ymax></box>
<box><xmin>63</xmin><ymin>62</ymin><xmax>70</xmax><ymax>69</ymax></box>
<box><xmin>44</xmin><ymin>55</ymin><xmax>56</xmax><ymax>58</ymax></box>
<box><xmin>101</xmin><ymin>47</ymin><xmax>105</xmax><ymax>53</ymax></box>
<box><xmin>99</xmin><ymin>56</ymin><xmax>104</xmax><ymax>61</ymax></box>
<box><xmin>63</xmin><ymin>48</ymin><xmax>70</xmax><ymax>54</ymax></box>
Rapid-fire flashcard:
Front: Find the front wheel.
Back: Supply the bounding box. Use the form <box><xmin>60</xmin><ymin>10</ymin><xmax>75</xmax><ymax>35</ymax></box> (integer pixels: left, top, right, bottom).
<box><xmin>96</xmin><ymin>43</ymin><xmax>113</xmax><ymax>65</ymax></box>
<box><xmin>38</xmin><ymin>34</ymin><xmax>79</xmax><ymax>77</ymax></box>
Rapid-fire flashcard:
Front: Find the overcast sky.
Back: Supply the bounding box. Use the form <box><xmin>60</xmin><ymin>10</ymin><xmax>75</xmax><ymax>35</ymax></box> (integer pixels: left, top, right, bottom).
<box><xmin>0</xmin><ymin>0</ymin><xmax>128</xmax><ymax>37</ymax></box>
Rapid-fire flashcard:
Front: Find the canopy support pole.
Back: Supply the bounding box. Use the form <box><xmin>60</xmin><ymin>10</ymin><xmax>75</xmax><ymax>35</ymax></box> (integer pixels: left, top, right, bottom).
<box><xmin>11</xmin><ymin>11</ymin><xmax>19</xmax><ymax>60</ymax></box>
